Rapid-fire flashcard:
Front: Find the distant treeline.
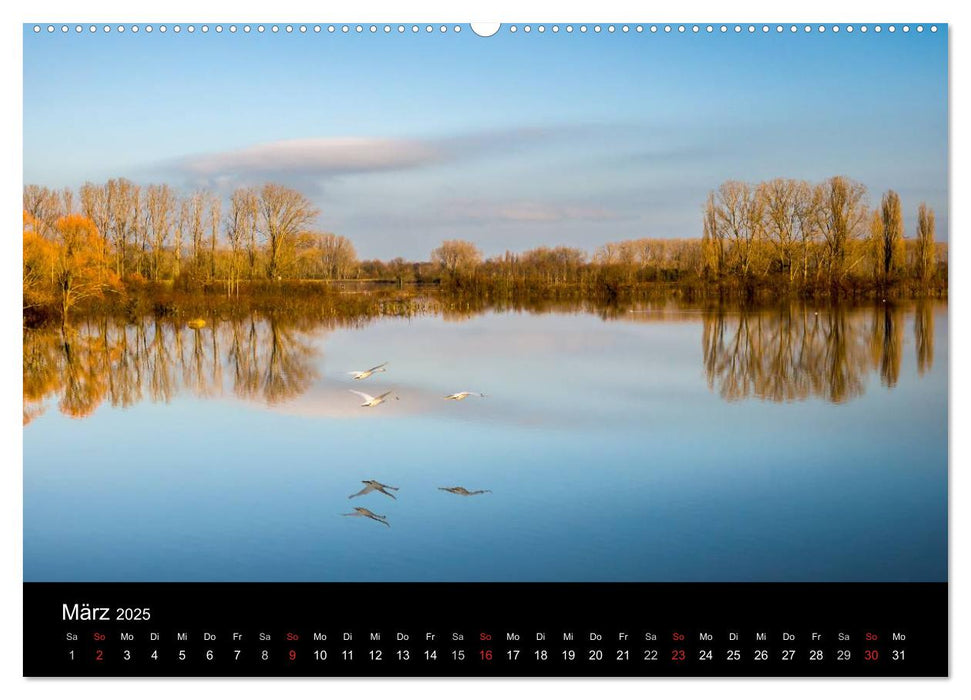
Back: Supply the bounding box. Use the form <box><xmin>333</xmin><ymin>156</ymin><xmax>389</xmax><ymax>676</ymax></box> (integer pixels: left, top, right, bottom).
<box><xmin>23</xmin><ymin>175</ymin><xmax>946</xmax><ymax>324</ymax></box>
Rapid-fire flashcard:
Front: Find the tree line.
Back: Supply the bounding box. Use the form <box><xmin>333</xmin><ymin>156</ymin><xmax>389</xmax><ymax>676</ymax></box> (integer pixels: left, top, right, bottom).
<box><xmin>23</xmin><ymin>175</ymin><xmax>946</xmax><ymax>324</ymax></box>
<box><xmin>699</xmin><ymin>176</ymin><xmax>941</xmax><ymax>291</ymax></box>
<box><xmin>24</xmin><ymin>181</ymin><xmax>356</xmax><ymax>288</ymax></box>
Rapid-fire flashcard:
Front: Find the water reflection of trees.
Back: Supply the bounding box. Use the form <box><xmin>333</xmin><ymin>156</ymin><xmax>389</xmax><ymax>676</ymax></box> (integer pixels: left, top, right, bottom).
<box><xmin>702</xmin><ymin>303</ymin><xmax>937</xmax><ymax>403</ymax></box>
<box><xmin>914</xmin><ymin>300</ymin><xmax>935</xmax><ymax>377</ymax></box>
<box><xmin>23</xmin><ymin>313</ymin><xmax>321</xmax><ymax>424</ymax></box>
<box><xmin>23</xmin><ymin>301</ymin><xmax>941</xmax><ymax>422</ymax></box>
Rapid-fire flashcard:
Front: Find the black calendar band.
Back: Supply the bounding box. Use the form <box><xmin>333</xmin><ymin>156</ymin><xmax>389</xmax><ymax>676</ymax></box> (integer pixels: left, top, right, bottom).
<box><xmin>24</xmin><ymin>582</ymin><xmax>947</xmax><ymax>677</ymax></box>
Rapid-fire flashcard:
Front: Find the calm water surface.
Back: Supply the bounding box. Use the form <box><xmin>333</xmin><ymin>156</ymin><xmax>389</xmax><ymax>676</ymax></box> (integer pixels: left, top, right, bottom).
<box><xmin>23</xmin><ymin>302</ymin><xmax>948</xmax><ymax>581</ymax></box>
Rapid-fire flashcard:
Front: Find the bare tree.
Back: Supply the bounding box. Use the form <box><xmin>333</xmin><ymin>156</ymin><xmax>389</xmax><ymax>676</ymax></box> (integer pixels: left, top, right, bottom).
<box><xmin>174</xmin><ymin>198</ymin><xmax>188</xmax><ymax>279</ymax></box>
<box><xmin>760</xmin><ymin>178</ymin><xmax>801</xmax><ymax>281</ymax></box>
<box><xmin>431</xmin><ymin>239</ymin><xmax>483</xmax><ymax>277</ymax></box>
<box><xmin>207</xmin><ymin>193</ymin><xmax>221</xmax><ymax>282</ymax></box>
<box><xmin>106</xmin><ymin>178</ymin><xmax>141</xmax><ymax>278</ymax></box>
<box><xmin>312</xmin><ymin>232</ymin><xmax>358</xmax><ymax>280</ymax></box>
<box><xmin>23</xmin><ymin>185</ymin><xmax>62</xmax><ymax>238</ymax></box>
<box><xmin>79</xmin><ymin>182</ymin><xmax>112</xmax><ymax>255</ymax></box>
<box><xmin>145</xmin><ymin>184</ymin><xmax>176</xmax><ymax>281</ymax></box>
<box><xmin>814</xmin><ymin>176</ymin><xmax>868</xmax><ymax>283</ymax></box>
<box><xmin>258</xmin><ymin>184</ymin><xmax>319</xmax><ymax>280</ymax></box>
<box><xmin>715</xmin><ymin>181</ymin><xmax>762</xmax><ymax>278</ymax></box>
<box><xmin>793</xmin><ymin>180</ymin><xmax>821</xmax><ymax>284</ymax></box>
<box><xmin>60</xmin><ymin>187</ymin><xmax>75</xmax><ymax>216</ymax></box>
<box><xmin>186</xmin><ymin>191</ymin><xmax>206</xmax><ymax>276</ymax></box>
<box><xmin>701</xmin><ymin>191</ymin><xmax>721</xmax><ymax>278</ymax></box>
<box><xmin>225</xmin><ymin>187</ymin><xmax>258</xmax><ymax>294</ymax></box>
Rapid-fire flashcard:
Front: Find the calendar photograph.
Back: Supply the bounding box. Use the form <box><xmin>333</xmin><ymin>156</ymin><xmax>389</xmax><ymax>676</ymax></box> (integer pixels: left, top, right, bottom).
<box><xmin>22</xmin><ymin>22</ymin><xmax>947</xmax><ymax>594</ymax></box>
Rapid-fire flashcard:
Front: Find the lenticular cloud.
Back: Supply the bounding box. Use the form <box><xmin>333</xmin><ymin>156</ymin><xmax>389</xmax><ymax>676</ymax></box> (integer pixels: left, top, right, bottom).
<box><xmin>181</xmin><ymin>137</ymin><xmax>441</xmax><ymax>177</ymax></box>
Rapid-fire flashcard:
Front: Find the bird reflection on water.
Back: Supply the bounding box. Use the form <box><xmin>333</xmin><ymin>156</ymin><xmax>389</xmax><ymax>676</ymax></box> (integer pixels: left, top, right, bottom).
<box><xmin>342</xmin><ymin>507</ymin><xmax>391</xmax><ymax>528</ymax></box>
<box><xmin>349</xmin><ymin>480</ymin><xmax>399</xmax><ymax>500</ymax></box>
<box><xmin>21</xmin><ymin>301</ymin><xmax>946</xmax><ymax>581</ymax></box>
<box><xmin>21</xmin><ymin>301</ymin><xmax>939</xmax><ymax>425</ymax></box>
<box><xmin>439</xmin><ymin>486</ymin><xmax>492</xmax><ymax>496</ymax></box>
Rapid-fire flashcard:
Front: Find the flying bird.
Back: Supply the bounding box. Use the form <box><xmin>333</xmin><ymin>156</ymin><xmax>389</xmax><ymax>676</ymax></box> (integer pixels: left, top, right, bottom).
<box><xmin>349</xmin><ymin>362</ymin><xmax>388</xmax><ymax>380</ymax></box>
<box><xmin>443</xmin><ymin>392</ymin><xmax>487</xmax><ymax>401</ymax></box>
<box><xmin>349</xmin><ymin>480</ymin><xmax>399</xmax><ymax>500</ymax></box>
<box><xmin>439</xmin><ymin>486</ymin><xmax>492</xmax><ymax>496</ymax></box>
<box><xmin>342</xmin><ymin>506</ymin><xmax>391</xmax><ymax>527</ymax></box>
<box><xmin>349</xmin><ymin>389</ymin><xmax>398</xmax><ymax>407</ymax></box>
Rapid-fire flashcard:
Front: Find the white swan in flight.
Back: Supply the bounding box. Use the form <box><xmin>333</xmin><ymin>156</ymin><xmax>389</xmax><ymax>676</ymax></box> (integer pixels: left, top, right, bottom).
<box><xmin>349</xmin><ymin>389</ymin><xmax>398</xmax><ymax>407</ymax></box>
<box><xmin>349</xmin><ymin>362</ymin><xmax>388</xmax><ymax>380</ymax></box>
<box><xmin>342</xmin><ymin>506</ymin><xmax>391</xmax><ymax>527</ymax></box>
<box><xmin>443</xmin><ymin>391</ymin><xmax>487</xmax><ymax>401</ymax></box>
<box><xmin>349</xmin><ymin>480</ymin><xmax>399</xmax><ymax>500</ymax></box>
<box><xmin>439</xmin><ymin>486</ymin><xmax>492</xmax><ymax>496</ymax></box>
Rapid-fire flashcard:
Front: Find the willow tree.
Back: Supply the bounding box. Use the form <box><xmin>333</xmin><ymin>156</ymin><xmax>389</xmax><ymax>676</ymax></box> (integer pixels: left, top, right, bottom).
<box><xmin>23</xmin><ymin>212</ymin><xmax>56</xmax><ymax>312</ymax></box>
<box><xmin>915</xmin><ymin>203</ymin><xmax>936</xmax><ymax>286</ymax></box>
<box><xmin>50</xmin><ymin>214</ymin><xmax>111</xmax><ymax>326</ymax></box>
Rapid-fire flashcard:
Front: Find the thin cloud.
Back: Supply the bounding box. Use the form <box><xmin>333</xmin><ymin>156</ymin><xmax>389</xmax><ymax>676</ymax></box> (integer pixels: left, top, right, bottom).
<box><xmin>170</xmin><ymin>124</ymin><xmax>612</xmax><ymax>186</ymax></box>
<box><xmin>181</xmin><ymin>138</ymin><xmax>441</xmax><ymax>178</ymax></box>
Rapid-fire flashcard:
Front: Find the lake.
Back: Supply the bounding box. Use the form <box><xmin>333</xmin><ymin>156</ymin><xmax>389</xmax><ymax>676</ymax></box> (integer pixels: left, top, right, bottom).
<box><xmin>23</xmin><ymin>300</ymin><xmax>948</xmax><ymax>582</ymax></box>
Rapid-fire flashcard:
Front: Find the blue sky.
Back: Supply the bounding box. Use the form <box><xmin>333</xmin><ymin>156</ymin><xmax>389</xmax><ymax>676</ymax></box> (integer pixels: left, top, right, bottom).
<box><xmin>23</xmin><ymin>24</ymin><xmax>948</xmax><ymax>259</ymax></box>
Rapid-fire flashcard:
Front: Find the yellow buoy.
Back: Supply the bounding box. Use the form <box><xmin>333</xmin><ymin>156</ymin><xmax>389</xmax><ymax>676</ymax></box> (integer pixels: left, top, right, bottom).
<box><xmin>187</xmin><ymin>318</ymin><xmax>206</xmax><ymax>329</ymax></box>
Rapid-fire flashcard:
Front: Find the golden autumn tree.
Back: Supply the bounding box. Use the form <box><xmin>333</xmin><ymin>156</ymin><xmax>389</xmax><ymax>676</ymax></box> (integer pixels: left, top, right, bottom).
<box><xmin>50</xmin><ymin>214</ymin><xmax>113</xmax><ymax>326</ymax></box>
<box><xmin>431</xmin><ymin>239</ymin><xmax>482</xmax><ymax>277</ymax></box>
<box><xmin>23</xmin><ymin>211</ymin><xmax>57</xmax><ymax>313</ymax></box>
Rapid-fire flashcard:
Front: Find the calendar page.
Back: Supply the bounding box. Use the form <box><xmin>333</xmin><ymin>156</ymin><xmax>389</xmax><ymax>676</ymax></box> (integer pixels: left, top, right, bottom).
<box><xmin>21</xmin><ymin>18</ymin><xmax>948</xmax><ymax>677</ymax></box>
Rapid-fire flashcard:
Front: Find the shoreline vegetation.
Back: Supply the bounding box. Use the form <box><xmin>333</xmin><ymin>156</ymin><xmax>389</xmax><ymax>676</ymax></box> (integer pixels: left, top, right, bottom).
<box><xmin>23</xmin><ymin>175</ymin><xmax>946</xmax><ymax>327</ymax></box>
